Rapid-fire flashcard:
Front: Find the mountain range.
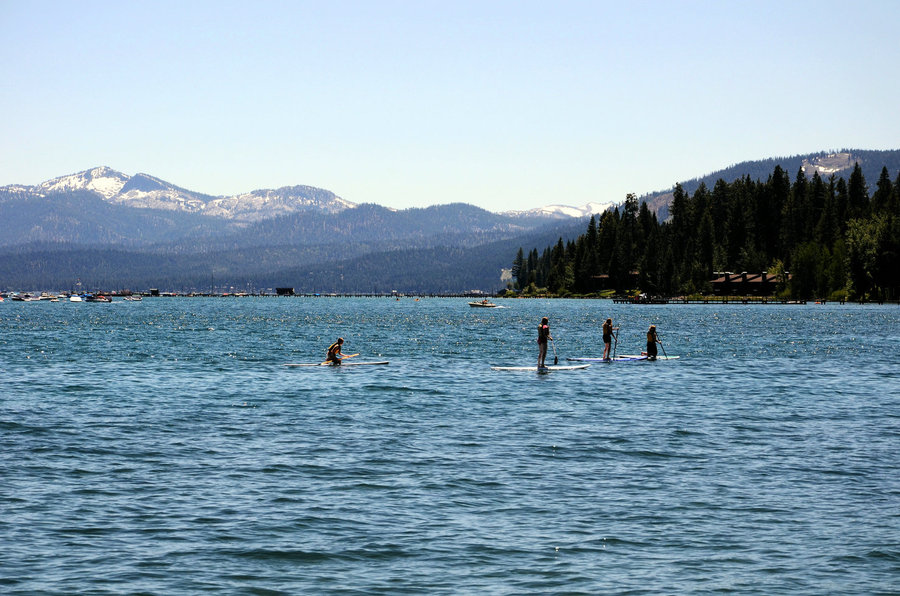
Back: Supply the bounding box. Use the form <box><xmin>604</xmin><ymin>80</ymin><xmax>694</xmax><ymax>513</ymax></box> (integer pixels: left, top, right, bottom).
<box><xmin>3</xmin><ymin>166</ymin><xmax>610</xmax><ymax>224</ymax></box>
<box><xmin>2</xmin><ymin>149</ymin><xmax>898</xmax><ymax>292</ymax></box>
<box><xmin>0</xmin><ymin>167</ymin><xmax>601</xmax><ymax>292</ymax></box>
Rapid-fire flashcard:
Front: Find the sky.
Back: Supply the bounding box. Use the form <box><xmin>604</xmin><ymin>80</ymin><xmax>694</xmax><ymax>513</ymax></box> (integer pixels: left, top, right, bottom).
<box><xmin>1</xmin><ymin>0</ymin><xmax>898</xmax><ymax>212</ymax></box>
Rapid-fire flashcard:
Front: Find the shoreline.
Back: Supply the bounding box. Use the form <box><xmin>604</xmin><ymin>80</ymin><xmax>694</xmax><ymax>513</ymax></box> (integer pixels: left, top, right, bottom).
<box><xmin>1</xmin><ymin>291</ymin><xmax>897</xmax><ymax>305</ymax></box>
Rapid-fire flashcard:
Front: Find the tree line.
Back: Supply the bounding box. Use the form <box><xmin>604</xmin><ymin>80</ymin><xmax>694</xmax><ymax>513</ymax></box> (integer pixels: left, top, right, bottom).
<box><xmin>511</xmin><ymin>163</ymin><xmax>900</xmax><ymax>300</ymax></box>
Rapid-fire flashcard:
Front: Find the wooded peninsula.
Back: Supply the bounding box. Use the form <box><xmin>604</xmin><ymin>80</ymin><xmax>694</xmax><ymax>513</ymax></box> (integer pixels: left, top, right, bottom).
<box><xmin>509</xmin><ymin>163</ymin><xmax>899</xmax><ymax>301</ymax></box>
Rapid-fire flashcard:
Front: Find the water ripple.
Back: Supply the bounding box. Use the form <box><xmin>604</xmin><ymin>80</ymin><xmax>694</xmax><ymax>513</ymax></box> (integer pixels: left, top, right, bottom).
<box><xmin>1</xmin><ymin>298</ymin><xmax>898</xmax><ymax>594</ymax></box>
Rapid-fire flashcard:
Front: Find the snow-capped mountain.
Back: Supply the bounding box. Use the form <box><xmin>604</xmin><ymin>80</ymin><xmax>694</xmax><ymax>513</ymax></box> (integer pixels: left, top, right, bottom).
<box><xmin>4</xmin><ymin>166</ymin><xmax>610</xmax><ymax>223</ymax></box>
<box><xmin>5</xmin><ymin>167</ymin><xmax>356</xmax><ymax>222</ymax></box>
<box><xmin>504</xmin><ymin>201</ymin><xmax>614</xmax><ymax>219</ymax></box>
<box><xmin>204</xmin><ymin>186</ymin><xmax>356</xmax><ymax>219</ymax></box>
<box><xmin>37</xmin><ymin>166</ymin><xmax>129</xmax><ymax>199</ymax></box>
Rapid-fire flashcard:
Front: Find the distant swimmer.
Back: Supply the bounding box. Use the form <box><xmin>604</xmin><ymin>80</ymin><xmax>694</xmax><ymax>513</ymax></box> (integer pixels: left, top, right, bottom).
<box><xmin>602</xmin><ymin>317</ymin><xmax>619</xmax><ymax>361</ymax></box>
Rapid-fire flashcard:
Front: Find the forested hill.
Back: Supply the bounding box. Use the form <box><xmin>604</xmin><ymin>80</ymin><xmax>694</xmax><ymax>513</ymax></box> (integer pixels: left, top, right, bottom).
<box><xmin>0</xmin><ymin>218</ymin><xmax>589</xmax><ymax>293</ymax></box>
<box><xmin>641</xmin><ymin>149</ymin><xmax>900</xmax><ymax>221</ymax></box>
<box><xmin>0</xmin><ymin>191</ymin><xmax>551</xmax><ymax>250</ymax></box>
<box><xmin>0</xmin><ymin>182</ymin><xmax>587</xmax><ymax>292</ymax></box>
<box><xmin>513</xmin><ymin>162</ymin><xmax>900</xmax><ymax>301</ymax></box>
<box><xmin>209</xmin><ymin>202</ymin><xmax>540</xmax><ymax>250</ymax></box>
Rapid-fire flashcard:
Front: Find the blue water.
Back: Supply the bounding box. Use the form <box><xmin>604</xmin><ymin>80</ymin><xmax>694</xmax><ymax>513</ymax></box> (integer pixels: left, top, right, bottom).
<box><xmin>1</xmin><ymin>298</ymin><xmax>898</xmax><ymax>594</ymax></box>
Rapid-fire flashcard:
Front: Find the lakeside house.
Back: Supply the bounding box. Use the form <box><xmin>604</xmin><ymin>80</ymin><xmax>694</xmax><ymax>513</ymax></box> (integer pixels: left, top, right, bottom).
<box><xmin>711</xmin><ymin>272</ymin><xmax>787</xmax><ymax>296</ymax></box>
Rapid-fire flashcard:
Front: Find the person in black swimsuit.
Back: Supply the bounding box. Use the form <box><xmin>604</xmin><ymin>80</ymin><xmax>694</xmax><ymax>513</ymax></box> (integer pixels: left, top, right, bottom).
<box><xmin>645</xmin><ymin>325</ymin><xmax>659</xmax><ymax>360</ymax></box>
<box><xmin>602</xmin><ymin>318</ymin><xmax>618</xmax><ymax>361</ymax></box>
<box><xmin>537</xmin><ymin>317</ymin><xmax>551</xmax><ymax>368</ymax></box>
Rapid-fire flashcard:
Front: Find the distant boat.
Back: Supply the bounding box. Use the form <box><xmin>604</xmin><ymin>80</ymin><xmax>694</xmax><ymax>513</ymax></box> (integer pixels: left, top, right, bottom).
<box><xmin>69</xmin><ymin>295</ymin><xmax>83</xmax><ymax>302</ymax></box>
<box><xmin>468</xmin><ymin>299</ymin><xmax>499</xmax><ymax>308</ymax></box>
<box><xmin>85</xmin><ymin>294</ymin><xmax>112</xmax><ymax>303</ymax></box>
<box><xmin>123</xmin><ymin>295</ymin><xmax>142</xmax><ymax>301</ymax></box>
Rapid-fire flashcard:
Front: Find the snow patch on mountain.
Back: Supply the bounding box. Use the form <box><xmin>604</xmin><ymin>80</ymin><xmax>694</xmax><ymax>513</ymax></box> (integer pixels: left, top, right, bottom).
<box><xmin>205</xmin><ymin>186</ymin><xmax>355</xmax><ymax>220</ymax></box>
<box><xmin>5</xmin><ymin>166</ymin><xmax>615</xmax><ymax>223</ymax></box>
<box><xmin>801</xmin><ymin>152</ymin><xmax>855</xmax><ymax>176</ymax></box>
<box><xmin>37</xmin><ymin>166</ymin><xmax>129</xmax><ymax>199</ymax></box>
<box><xmin>114</xmin><ymin>188</ymin><xmax>209</xmax><ymax>212</ymax></box>
<box><xmin>504</xmin><ymin>201</ymin><xmax>614</xmax><ymax>219</ymax></box>
<box><xmin>6</xmin><ymin>167</ymin><xmax>356</xmax><ymax>221</ymax></box>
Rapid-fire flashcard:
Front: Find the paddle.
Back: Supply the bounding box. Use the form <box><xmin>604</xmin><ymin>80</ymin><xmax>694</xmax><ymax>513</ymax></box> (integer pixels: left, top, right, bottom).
<box><xmin>613</xmin><ymin>329</ymin><xmax>619</xmax><ymax>359</ymax></box>
<box><xmin>551</xmin><ymin>338</ymin><xmax>559</xmax><ymax>365</ymax></box>
<box><xmin>657</xmin><ymin>335</ymin><xmax>668</xmax><ymax>359</ymax></box>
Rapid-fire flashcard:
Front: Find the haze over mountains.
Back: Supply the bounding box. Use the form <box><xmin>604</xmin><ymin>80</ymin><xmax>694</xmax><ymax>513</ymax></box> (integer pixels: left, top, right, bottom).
<box><xmin>1</xmin><ymin>149</ymin><xmax>898</xmax><ymax>293</ymax></box>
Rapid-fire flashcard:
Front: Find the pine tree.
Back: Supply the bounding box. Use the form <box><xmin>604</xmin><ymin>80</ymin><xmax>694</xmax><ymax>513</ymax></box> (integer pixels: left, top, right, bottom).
<box><xmin>765</xmin><ymin>165</ymin><xmax>790</xmax><ymax>257</ymax></box>
<box><xmin>526</xmin><ymin>248</ymin><xmax>538</xmax><ymax>287</ymax></box>
<box><xmin>835</xmin><ymin>177</ymin><xmax>849</xmax><ymax>235</ymax></box>
<box><xmin>871</xmin><ymin>166</ymin><xmax>893</xmax><ymax>214</ymax></box>
<box><xmin>512</xmin><ymin>247</ymin><xmax>525</xmax><ymax>290</ymax></box>
<box><xmin>782</xmin><ymin>167</ymin><xmax>808</xmax><ymax>258</ymax></box>
<box><xmin>597</xmin><ymin>209</ymin><xmax>618</xmax><ymax>279</ymax></box>
<box><xmin>669</xmin><ymin>183</ymin><xmax>689</xmax><ymax>265</ymax></box>
<box><xmin>807</xmin><ymin>172</ymin><xmax>827</xmax><ymax>242</ymax></box>
<box><xmin>697</xmin><ymin>209</ymin><xmax>714</xmax><ymax>283</ymax></box>
<box><xmin>848</xmin><ymin>163</ymin><xmax>869</xmax><ymax>220</ymax></box>
<box><xmin>815</xmin><ymin>176</ymin><xmax>837</xmax><ymax>248</ymax></box>
<box><xmin>711</xmin><ymin>179</ymin><xmax>731</xmax><ymax>252</ymax></box>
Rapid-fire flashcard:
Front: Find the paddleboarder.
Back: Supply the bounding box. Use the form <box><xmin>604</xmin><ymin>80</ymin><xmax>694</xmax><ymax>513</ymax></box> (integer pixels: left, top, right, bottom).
<box><xmin>326</xmin><ymin>337</ymin><xmax>345</xmax><ymax>365</ymax></box>
<box><xmin>644</xmin><ymin>325</ymin><xmax>660</xmax><ymax>360</ymax></box>
<box><xmin>538</xmin><ymin>317</ymin><xmax>552</xmax><ymax>368</ymax></box>
<box><xmin>602</xmin><ymin>318</ymin><xmax>619</xmax><ymax>361</ymax></box>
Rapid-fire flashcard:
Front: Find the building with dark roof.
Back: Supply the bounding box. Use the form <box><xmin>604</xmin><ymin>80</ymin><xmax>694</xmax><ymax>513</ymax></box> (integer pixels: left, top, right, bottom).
<box><xmin>710</xmin><ymin>272</ymin><xmax>788</xmax><ymax>296</ymax></box>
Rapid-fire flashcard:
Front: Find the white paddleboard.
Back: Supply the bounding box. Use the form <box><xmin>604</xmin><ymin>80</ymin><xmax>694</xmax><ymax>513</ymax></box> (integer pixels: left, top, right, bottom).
<box><xmin>568</xmin><ymin>355</ymin><xmax>647</xmax><ymax>362</ymax></box>
<box><xmin>284</xmin><ymin>361</ymin><xmax>389</xmax><ymax>367</ymax></box>
<box><xmin>568</xmin><ymin>355</ymin><xmax>680</xmax><ymax>362</ymax></box>
<box><xmin>491</xmin><ymin>364</ymin><xmax>591</xmax><ymax>371</ymax></box>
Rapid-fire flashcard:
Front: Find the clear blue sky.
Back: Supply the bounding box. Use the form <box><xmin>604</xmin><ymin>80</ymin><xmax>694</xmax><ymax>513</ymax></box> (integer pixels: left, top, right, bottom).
<box><xmin>2</xmin><ymin>0</ymin><xmax>898</xmax><ymax>212</ymax></box>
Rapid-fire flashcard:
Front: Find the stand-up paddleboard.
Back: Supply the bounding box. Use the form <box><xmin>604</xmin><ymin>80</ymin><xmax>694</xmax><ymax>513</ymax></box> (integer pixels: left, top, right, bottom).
<box><xmin>283</xmin><ymin>361</ymin><xmax>389</xmax><ymax>367</ymax></box>
<box><xmin>568</xmin><ymin>355</ymin><xmax>681</xmax><ymax>362</ymax></box>
<box><xmin>491</xmin><ymin>364</ymin><xmax>590</xmax><ymax>371</ymax></box>
<box><xmin>568</xmin><ymin>355</ymin><xmax>647</xmax><ymax>362</ymax></box>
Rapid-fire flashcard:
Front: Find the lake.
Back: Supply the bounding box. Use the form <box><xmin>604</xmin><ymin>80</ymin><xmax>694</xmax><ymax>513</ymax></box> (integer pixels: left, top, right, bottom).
<box><xmin>1</xmin><ymin>297</ymin><xmax>898</xmax><ymax>594</ymax></box>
